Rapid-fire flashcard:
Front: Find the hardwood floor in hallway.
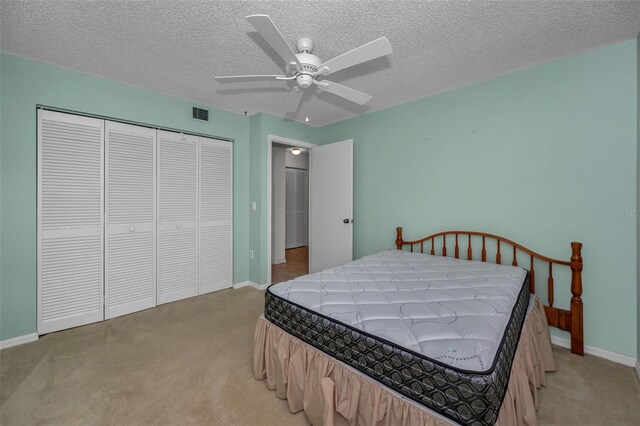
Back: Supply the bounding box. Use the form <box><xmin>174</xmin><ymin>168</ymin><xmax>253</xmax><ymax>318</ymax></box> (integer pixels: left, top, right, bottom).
<box><xmin>271</xmin><ymin>246</ymin><xmax>308</xmax><ymax>284</ymax></box>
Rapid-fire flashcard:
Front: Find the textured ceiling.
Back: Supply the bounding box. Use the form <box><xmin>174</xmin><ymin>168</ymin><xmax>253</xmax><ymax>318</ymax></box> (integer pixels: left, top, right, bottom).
<box><xmin>2</xmin><ymin>1</ymin><xmax>639</xmax><ymax>126</ymax></box>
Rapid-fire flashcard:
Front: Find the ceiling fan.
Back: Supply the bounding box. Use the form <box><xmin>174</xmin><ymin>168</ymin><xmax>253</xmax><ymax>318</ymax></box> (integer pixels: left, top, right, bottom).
<box><xmin>215</xmin><ymin>15</ymin><xmax>392</xmax><ymax>106</ymax></box>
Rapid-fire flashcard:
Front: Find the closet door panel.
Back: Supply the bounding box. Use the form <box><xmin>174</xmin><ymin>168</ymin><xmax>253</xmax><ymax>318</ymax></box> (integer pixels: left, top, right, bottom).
<box><xmin>38</xmin><ymin>110</ymin><xmax>104</xmax><ymax>334</ymax></box>
<box><xmin>105</xmin><ymin>121</ymin><xmax>156</xmax><ymax>319</ymax></box>
<box><xmin>158</xmin><ymin>227</ymin><xmax>198</xmax><ymax>299</ymax></box>
<box><xmin>157</xmin><ymin>131</ymin><xmax>198</xmax><ymax>304</ymax></box>
<box><xmin>198</xmin><ymin>138</ymin><xmax>233</xmax><ymax>294</ymax></box>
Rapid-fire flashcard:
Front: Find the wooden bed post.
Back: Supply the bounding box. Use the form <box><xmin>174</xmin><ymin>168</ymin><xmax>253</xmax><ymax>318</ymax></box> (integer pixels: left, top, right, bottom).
<box><xmin>396</xmin><ymin>227</ymin><xmax>404</xmax><ymax>250</ymax></box>
<box><xmin>570</xmin><ymin>242</ymin><xmax>584</xmax><ymax>355</ymax></box>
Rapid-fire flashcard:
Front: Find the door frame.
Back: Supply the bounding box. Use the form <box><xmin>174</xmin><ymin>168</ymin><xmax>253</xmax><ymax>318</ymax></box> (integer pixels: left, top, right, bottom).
<box><xmin>267</xmin><ymin>135</ymin><xmax>316</xmax><ymax>285</ymax></box>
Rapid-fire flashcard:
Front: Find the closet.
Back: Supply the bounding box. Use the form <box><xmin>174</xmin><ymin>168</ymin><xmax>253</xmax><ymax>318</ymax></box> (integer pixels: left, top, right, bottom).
<box><xmin>37</xmin><ymin>110</ymin><xmax>233</xmax><ymax>335</ymax></box>
<box><xmin>285</xmin><ymin>168</ymin><xmax>308</xmax><ymax>249</ymax></box>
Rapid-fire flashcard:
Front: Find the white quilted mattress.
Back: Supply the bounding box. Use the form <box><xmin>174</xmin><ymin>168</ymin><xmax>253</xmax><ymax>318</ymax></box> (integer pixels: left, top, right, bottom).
<box><xmin>268</xmin><ymin>250</ymin><xmax>528</xmax><ymax>373</ymax></box>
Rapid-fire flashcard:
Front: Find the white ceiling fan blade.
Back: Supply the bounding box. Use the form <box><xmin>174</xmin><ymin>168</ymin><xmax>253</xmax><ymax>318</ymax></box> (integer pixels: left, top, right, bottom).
<box><xmin>246</xmin><ymin>15</ymin><xmax>301</xmax><ymax>68</ymax></box>
<box><xmin>314</xmin><ymin>80</ymin><xmax>372</xmax><ymax>105</ymax></box>
<box><xmin>318</xmin><ymin>37</ymin><xmax>392</xmax><ymax>76</ymax></box>
<box><xmin>214</xmin><ymin>75</ymin><xmax>286</xmax><ymax>82</ymax></box>
<box><xmin>282</xmin><ymin>86</ymin><xmax>302</xmax><ymax>114</ymax></box>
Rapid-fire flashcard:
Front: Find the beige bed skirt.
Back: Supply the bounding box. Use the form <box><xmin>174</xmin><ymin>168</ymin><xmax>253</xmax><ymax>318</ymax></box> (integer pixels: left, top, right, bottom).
<box><xmin>253</xmin><ymin>298</ymin><xmax>556</xmax><ymax>426</ymax></box>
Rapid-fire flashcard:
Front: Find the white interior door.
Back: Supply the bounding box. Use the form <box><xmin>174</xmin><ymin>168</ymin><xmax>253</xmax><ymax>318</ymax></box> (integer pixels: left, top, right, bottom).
<box><xmin>157</xmin><ymin>130</ymin><xmax>198</xmax><ymax>304</ymax></box>
<box><xmin>37</xmin><ymin>110</ymin><xmax>104</xmax><ymax>334</ymax></box>
<box><xmin>309</xmin><ymin>139</ymin><xmax>353</xmax><ymax>273</ymax></box>
<box><xmin>105</xmin><ymin>121</ymin><xmax>156</xmax><ymax>319</ymax></box>
<box><xmin>198</xmin><ymin>137</ymin><xmax>233</xmax><ymax>294</ymax></box>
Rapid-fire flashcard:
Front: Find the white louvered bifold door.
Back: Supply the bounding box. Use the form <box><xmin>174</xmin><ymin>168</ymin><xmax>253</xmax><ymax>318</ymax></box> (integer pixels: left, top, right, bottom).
<box><xmin>198</xmin><ymin>137</ymin><xmax>233</xmax><ymax>295</ymax></box>
<box><xmin>105</xmin><ymin>121</ymin><xmax>156</xmax><ymax>319</ymax></box>
<box><xmin>157</xmin><ymin>130</ymin><xmax>199</xmax><ymax>304</ymax></box>
<box><xmin>37</xmin><ymin>110</ymin><xmax>104</xmax><ymax>334</ymax></box>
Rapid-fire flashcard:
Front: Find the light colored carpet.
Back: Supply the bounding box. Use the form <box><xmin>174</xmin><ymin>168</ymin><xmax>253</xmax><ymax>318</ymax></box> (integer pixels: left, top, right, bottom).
<box><xmin>1</xmin><ymin>287</ymin><xmax>639</xmax><ymax>425</ymax></box>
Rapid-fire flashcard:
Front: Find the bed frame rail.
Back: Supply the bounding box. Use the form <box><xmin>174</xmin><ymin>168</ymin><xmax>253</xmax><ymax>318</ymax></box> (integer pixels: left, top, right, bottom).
<box><xmin>395</xmin><ymin>227</ymin><xmax>584</xmax><ymax>355</ymax></box>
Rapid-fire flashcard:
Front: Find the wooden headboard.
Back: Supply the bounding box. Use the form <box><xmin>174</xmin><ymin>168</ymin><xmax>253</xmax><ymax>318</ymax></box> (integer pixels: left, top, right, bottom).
<box><xmin>395</xmin><ymin>227</ymin><xmax>584</xmax><ymax>356</ymax></box>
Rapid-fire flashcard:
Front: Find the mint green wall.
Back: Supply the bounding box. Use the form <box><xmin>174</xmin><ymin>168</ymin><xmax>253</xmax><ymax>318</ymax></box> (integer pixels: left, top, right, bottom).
<box><xmin>249</xmin><ymin>113</ymin><xmax>263</xmax><ymax>286</ymax></box>
<box><xmin>2</xmin><ymin>39</ymin><xmax>638</xmax><ymax>359</ymax></box>
<box><xmin>314</xmin><ymin>40</ymin><xmax>638</xmax><ymax>357</ymax></box>
<box><xmin>0</xmin><ymin>54</ymin><xmax>313</xmax><ymax>341</ymax></box>
<box><xmin>248</xmin><ymin>113</ymin><xmax>314</xmax><ymax>284</ymax></box>
<box><xmin>0</xmin><ymin>54</ymin><xmax>253</xmax><ymax>340</ymax></box>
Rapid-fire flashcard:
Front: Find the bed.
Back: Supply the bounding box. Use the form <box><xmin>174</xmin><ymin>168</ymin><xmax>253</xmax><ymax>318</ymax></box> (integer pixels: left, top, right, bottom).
<box><xmin>254</xmin><ymin>228</ymin><xmax>584</xmax><ymax>425</ymax></box>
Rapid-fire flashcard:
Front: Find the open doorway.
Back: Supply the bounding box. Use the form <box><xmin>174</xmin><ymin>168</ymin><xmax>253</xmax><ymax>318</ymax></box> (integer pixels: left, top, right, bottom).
<box><xmin>272</xmin><ymin>144</ymin><xmax>309</xmax><ymax>283</ymax></box>
<box><xmin>267</xmin><ymin>136</ymin><xmax>353</xmax><ymax>283</ymax></box>
<box><xmin>268</xmin><ymin>137</ymin><xmax>315</xmax><ymax>284</ymax></box>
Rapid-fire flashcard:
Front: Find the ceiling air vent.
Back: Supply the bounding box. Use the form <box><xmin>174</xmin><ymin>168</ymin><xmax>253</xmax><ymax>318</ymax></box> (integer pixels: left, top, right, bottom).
<box><xmin>192</xmin><ymin>107</ymin><xmax>209</xmax><ymax>122</ymax></box>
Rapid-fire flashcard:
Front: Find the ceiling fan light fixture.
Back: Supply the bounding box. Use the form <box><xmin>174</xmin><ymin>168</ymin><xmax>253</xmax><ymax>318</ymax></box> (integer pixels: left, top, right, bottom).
<box><xmin>296</xmin><ymin>74</ymin><xmax>313</xmax><ymax>88</ymax></box>
<box><xmin>291</xmin><ymin>148</ymin><xmax>302</xmax><ymax>156</ymax></box>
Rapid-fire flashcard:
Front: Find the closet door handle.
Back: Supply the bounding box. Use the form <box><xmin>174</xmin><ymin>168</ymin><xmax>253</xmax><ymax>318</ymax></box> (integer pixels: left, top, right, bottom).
<box><xmin>129</xmin><ymin>226</ymin><xmax>136</xmax><ymax>232</ymax></box>
<box><xmin>176</xmin><ymin>223</ymin><xmax>182</xmax><ymax>229</ymax></box>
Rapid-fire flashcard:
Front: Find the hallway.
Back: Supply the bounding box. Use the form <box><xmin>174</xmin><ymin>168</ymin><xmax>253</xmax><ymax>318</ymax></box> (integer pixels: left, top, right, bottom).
<box><xmin>271</xmin><ymin>246</ymin><xmax>308</xmax><ymax>284</ymax></box>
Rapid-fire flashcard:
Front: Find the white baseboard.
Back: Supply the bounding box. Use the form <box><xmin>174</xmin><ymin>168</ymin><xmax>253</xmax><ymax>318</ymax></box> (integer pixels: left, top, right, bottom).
<box><xmin>273</xmin><ymin>258</ymin><xmax>286</xmax><ymax>265</ymax></box>
<box><xmin>250</xmin><ymin>282</ymin><xmax>269</xmax><ymax>290</ymax></box>
<box><xmin>233</xmin><ymin>281</ymin><xmax>250</xmax><ymax>289</ymax></box>
<box><xmin>233</xmin><ymin>281</ymin><xmax>269</xmax><ymax>290</ymax></box>
<box><xmin>0</xmin><ymin>333</ymin><xmax>39</xmax><ymax>350</ymax></box>
<box><xmin>550</xmin><ymin>336</ymin><xmax>637</xmax><ymax>367</ymax></box>
<box><xmin>635</xmin><ymin>360</ymin><xmax>640</xmax><ymax>382</ymax></box>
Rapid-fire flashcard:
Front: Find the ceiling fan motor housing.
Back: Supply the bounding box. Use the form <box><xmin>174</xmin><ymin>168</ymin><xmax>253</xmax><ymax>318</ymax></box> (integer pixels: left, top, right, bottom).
<box><xmin>291</xmin><ymin>51</ymin><xmax>321</xmax><ymax>88</ymax></box>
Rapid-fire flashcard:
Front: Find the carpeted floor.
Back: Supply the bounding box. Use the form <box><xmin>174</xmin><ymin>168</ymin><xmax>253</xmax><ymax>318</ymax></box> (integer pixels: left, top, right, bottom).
<box><xmin>1</xmin><ymin>287</ymin><xmax>639</xmax><ymax>425</ymax></box>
